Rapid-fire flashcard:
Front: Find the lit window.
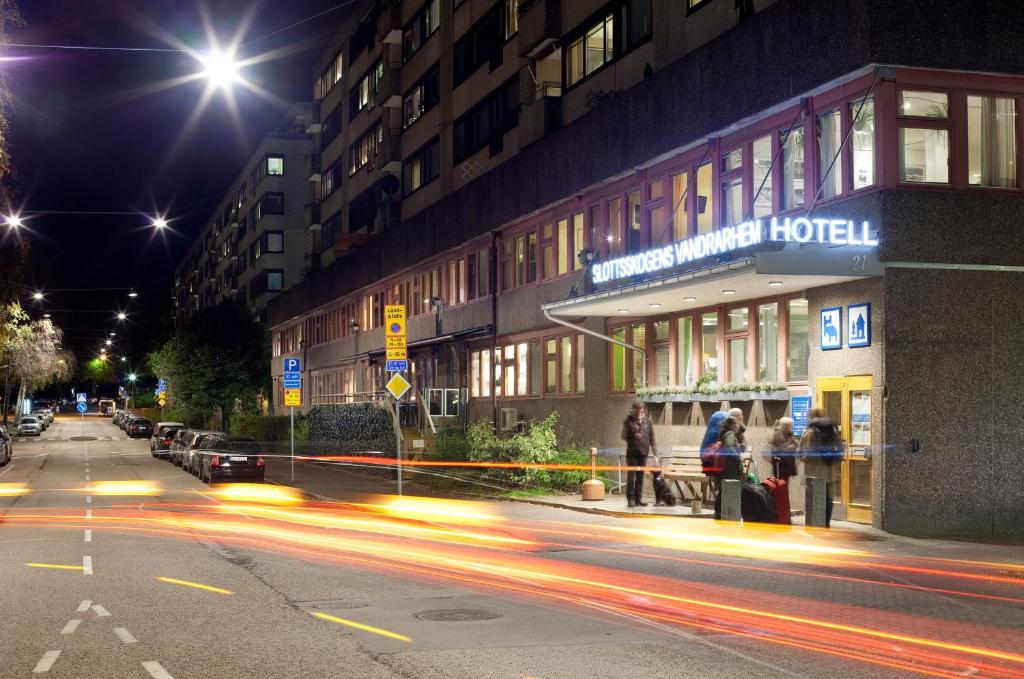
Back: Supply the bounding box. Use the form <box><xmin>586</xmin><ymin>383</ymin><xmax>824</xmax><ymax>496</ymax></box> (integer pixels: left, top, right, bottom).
<box><xmin>758</xmin><ymin>303</ymin><xmax>779</xmax><ymax>382</ymax></box>
<box><xmin>677</xmin><ymin>316</ymin><xmax>694</xmax><ymax>388</ymax></box>
<box><xmin>899</xmin><ymin>128</ymin><xmax>949</xmax><ymax>184</ymax></box>
<box><xmin>752</xmin><ymin>136</ymin><xmax>772</xmax><ymax>217</ymax></box>
<box><xmin>266</xmin><ymin>156</ymin><xmax>284</xmax><ymax>176</ymax></box>
<box><xmin>721</xmin><ymin>176</ymin><xmax>743</xmax><ymax>227</ymax></box>
<box><xmin>967</xmin><ymin>95</ymin><xmax>1017</xmax><ymax>188</ymax></box>
<box><xmin>787</xmin><ymin>299</ymin><xmax>808</xmax><ymax>381</ymax></box>
<box><xmin>695</xmin><ymin>163</ymin><xmax>713</xmax><ymax>234</ymax></box>
<box><xmin>402</xmin><ymin>138</ymin><xmax>440</xmax><ymax>195</ymax></box>
<box><xmin>267</xmin><ymin>270</ymin><xmax>284</xmax><ymax>291</ymax></box>
<box><xmin>850</xmin><ymin>98</ymin><xmax>875</xmax><ymax>190</ymax></box>
<box><xmin>671</xmin><ymin>171</ymin><xmax>690</xmax><ymax>240</ymax></box>
<box><xmin>701</xmin><ymin>312</ymin><xmax>718</xmax><ymax>383</ymax></box>
<box><xmin>631</xmin><ymin>322</ymin><xmax>645</xmax><ymax>388</ymax></box>
<box><xmin>781</xmin><ymin>125</ymin><xmax>805</xmax><ymax>210</ymax></box>
<box><xmin>899</xmin><ymin>90</ymin><xmax>948</xmax><ymax>118</ymax></box>
<box><xmin>816</xmin><ymin>109</ymin><xmax>842</xmax><ymax>199</ymax></box>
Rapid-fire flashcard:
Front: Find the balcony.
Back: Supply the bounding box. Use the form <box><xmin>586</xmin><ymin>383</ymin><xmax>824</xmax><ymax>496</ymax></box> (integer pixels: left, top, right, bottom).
<box><xmin>376</xmin><ymin>0</ymin><xmax>402</xmax><ymax>46</ymax></box>
<box><xmin>307</xmin><ymin>154</ymin><xmax>321</xmax><ymax>182</ymax></box>
<box><xmin>305</xmin><ymin>101</ymin><xmax>322</xmax><ymax>134</ymax></box>
<box><xmin>374</xmin><ymin>58</ymin><xmax>402</xmax><ymax>110</ymax></box>
<box><xmin>305</xmin><ymin>202</ymin><xmax>322</xmax><ymax>230</ymax></box>
<box><xmin>517</xmin><ymin>0</ymin><xmax>560</xmax><ymax>58</ymax></box>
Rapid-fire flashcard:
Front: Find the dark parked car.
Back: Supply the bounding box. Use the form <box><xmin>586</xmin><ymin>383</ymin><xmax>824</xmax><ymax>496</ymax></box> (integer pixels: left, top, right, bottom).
<box><xmin>172</xmin><ymin>429</ymin><xmax>222</xmax><ymax>468</ymax></box>
<box><xmin>198</xmin><ymin>436</ymin><xmax>264</xmax><ymax>484</ymax></box>
<box><xmin>150</xmin><ymin>422</ymin><xmax>185</xmax><ymax>458</ymax></box>
<box><xmin>127</xmin><ymin>418</ymin><xmax>154</xmax><ymax>438</ymax></box>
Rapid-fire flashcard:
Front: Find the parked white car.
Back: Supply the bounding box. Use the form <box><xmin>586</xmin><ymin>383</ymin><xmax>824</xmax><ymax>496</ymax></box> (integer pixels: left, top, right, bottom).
<box><xmin>18</xmin><ymin>416</ymin><xmax>42</xmax><ymax>437</ymax></box>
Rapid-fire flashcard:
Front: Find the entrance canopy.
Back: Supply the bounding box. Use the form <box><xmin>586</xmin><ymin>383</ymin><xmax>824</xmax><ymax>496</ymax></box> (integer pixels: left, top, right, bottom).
<box><xmin>543</xmin><ymin>246</ymin><xmax>881</xmax><ymax>319</ymax></box>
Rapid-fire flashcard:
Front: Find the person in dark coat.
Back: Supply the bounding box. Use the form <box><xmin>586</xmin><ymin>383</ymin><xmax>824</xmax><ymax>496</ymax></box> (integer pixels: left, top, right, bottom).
<box><xmin>770</xmin><ymin>416</ymin><xmax>799</xmax><ymax>481</ymax></box>
<box><xmin>799</xmin><ymin>408</ymin><xmax>840</xmax><ymax>528</ymax></box>
<box><xmin>621</xmin><ymin>400</ymin><xmax>656</xmax><ymax>508</ymax></box>
<box><xmin>713</xmin><ymin>416</ymin><xmax>745</xmax><ymax>519</ymax></box>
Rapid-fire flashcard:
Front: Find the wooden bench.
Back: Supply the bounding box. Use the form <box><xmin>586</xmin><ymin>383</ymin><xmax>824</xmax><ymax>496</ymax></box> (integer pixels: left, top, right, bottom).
<box><xmin>661</xmin><ymin>446</ymin><xmax>715</xmax><ymax>503</ymax></box>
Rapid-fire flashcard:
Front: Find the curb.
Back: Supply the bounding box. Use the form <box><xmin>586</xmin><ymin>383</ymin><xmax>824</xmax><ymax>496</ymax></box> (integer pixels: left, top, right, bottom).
<box><xmin>494</xmin><ymin>495</ymin><xmax>716</xmax><ymax>519</ymax></box>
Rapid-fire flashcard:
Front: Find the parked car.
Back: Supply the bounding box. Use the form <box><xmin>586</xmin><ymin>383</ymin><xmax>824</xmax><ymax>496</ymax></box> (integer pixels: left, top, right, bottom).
<box><xmin>127</xmin><ymin>418</ymin><xmax>154</xmax><ymax>438</ymax></box>
<box><xmin>31</xmin><ymin>410</ymin><xmax>51</xmax><ymax>430</ymax></box>
<box><xmin>120</xmin><ymin>414</ymin><xmax>140</xmax><ymax>432</ymax></box>
<box><xmin>0</xmin><ymin>425</ymin><xmax>12</xmax><ymax>466</ymax></box>
<box><xmin>198</xmin><ymin>436</ymin><xmax>265</xmax><ymax>484</ymax></box>
<box><xmin>170</xmin><ymin>429</ymin><xmax>220</xmax><ymax>468</ymax></box>
<box><xmin>113</xmin><ymin>411</ymin><xmax>128</xmax><ymax>428</ymax></box>
<box><xmin>37</xmin><ymin>408</ymin><xmax>55</xmax><ymax>424</ymax></box>
<box><xmin>151</xmin><ymin>422</ymin><xmax>185</xmax><ymax>457</ymax></box>
<box><xmin>181</xmin><ymin>430</ymin><xmax>225</xmax><ymax>473</ymax></box>
<box><xmin>168</xmin><ymin>429</ymin><xmax>193</xmax><ymax>465</ymax></box>
<box><xmin>18</xmin><ymin>416</ymin><xmax>42</xmax><ymax>437</ymax></box>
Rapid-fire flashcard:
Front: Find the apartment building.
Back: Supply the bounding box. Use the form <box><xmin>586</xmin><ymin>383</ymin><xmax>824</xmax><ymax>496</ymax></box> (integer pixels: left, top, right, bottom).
<box><xmin>268</xmin><ymin>0</ymin><xmax>1024</xmax><ymax>538</ymax></box>
<box><xmin>174</xmin><ymin>105</ymin><xmax>313</xmax><ymax>322</ymax></box>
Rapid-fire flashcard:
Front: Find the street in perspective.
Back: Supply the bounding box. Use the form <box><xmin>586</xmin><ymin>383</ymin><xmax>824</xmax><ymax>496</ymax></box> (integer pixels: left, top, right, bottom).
<box><xmin>1</xmin><ymin>1</ymin><xmax>1022</xmax><ymax>678</ymax></box>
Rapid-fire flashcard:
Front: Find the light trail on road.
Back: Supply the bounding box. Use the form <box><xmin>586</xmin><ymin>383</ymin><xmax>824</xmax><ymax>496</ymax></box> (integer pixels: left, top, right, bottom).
<box><xmin>4</xmin><ymin>490</ymin><xmax>1023</xmax><ymax>678</ymax></box>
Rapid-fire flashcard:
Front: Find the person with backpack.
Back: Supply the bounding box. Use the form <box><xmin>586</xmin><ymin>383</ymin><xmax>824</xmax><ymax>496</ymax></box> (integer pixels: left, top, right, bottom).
<box><xmin>799</xmin><ymin>407</ymin><xmax>842</xmax><ymax>528</ymax></box>
<box><xmin>713</xmin><ymin>416</ymin><xmax>745</xmax><ymax>519</ymax></box>
<box><xmin>770</xmin><ymin>417</ymin><xmax>799</xmax><ymax>482</ymax></box>
<box><xmin>621</xmin><ymin>400</ymin><xmax>657</xmax><ymax>508</ymax></box>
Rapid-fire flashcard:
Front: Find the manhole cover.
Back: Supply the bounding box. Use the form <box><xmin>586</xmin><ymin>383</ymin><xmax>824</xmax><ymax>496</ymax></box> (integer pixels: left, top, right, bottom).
<box><xmin>70</xmin><ymin>436</ymin><xmax>97</xmax><ymax>441</ymax></box>
<box><xmin>415</xmin><ymin>609</ymin><xmax>502</xmax><ymax>622</ymax></box>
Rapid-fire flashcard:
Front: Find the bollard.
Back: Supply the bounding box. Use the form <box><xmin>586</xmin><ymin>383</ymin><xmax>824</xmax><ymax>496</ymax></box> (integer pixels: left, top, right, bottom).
<box><xmin>805</xmin><ymin>476</ymin><xmax>827</xmax><ymax>527</ymax></box>
<box><xmin>690</xmin><ymin>499</ymin><xmax>702</xmax><ymax>515</ymax></box>
<box><xmin>720</xmin><ymin>479</ymin><xmax>741</xmax><ymax>521</ymax></box>
<box><xmin>581</xmin><ymin>447</ymin><xmax>605</xmax><ymax>501</ymax></box>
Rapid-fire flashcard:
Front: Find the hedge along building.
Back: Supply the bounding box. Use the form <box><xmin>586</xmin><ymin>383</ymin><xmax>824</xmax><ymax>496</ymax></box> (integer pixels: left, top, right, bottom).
<box><xmin>268</xmin><ymin>0</ymin><xmax>1024</xmax><ymax>538</ymax></box>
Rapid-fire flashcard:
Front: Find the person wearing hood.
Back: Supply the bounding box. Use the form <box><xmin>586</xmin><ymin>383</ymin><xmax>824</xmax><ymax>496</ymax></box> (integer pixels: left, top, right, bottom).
<box><xmin>799</xmin><ymin>407</ymin><xmax>841</xmax><ymax>528</ymax></box>
<box><xmin>728</xmin><ymin>407</ymin><xmax>748</xmax><ymax>452</ymax></box>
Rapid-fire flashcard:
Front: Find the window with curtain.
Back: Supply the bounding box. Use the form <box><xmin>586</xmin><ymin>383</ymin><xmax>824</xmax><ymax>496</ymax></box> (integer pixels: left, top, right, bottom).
<box><xmin>631</xmin><ymin>323</ymin><xmax>646</xmax><ymax>388</ymax></box>
<box><xmin>752</xmin><ymin>136</ymin><xmax>772</xmax><ymax>217</ymax></box>
<box><xmin>611</xmin><ymin>327</ymin><xmax>626</xmax><ymax>391</ymax></box>
<box><xmin>781</xmin><ymin>125</ymin><xmax>805</xmax><ymax>210</ymax></box>
<box><xmin>967</xmin><ymin>95</ymin><xmax>1017</xmax><ymax>188</ymax></box>
<box><xmin>701</xmin><ymin>312</ymin><xmax>718</xmax><ymax>383</ymax></box>
<box><xmin>850</xmin><ymin>97</ymin><xmax>875</xmax><ymax>190</ymax></box>
<box><xmin>816</xmin><ymin>109</ymin><xmax>843</xmax><ymax>200</ymax></box>
<box><xmin>787</xmin><ymin>299</ymin><xmax>808</xmax><ymax>381</ymax></box>
<box><xmin>900</xmin><ymin>128</ymin><xmax>949</xmax><ymax>183</ymax></box>
<box><xmin>677</xmin><ymin>317</ymin><xmax>693</xmax><ymax>388</ymax></box>
<box><xmin>695</xmin><ymin>162</ymin><xmax>713</xmax><ymax>234</ymax></box>
<box><xmin>671</xmin><ymin>171</ymin><xmax>689</xmax><ymax>240</ymax></box>
<box><xmin>627</xmin><ymin>189</ymin><xmax>642</xmax><ymax>253</ymax></box>
<box><xmin>758</xmin><ymin>303</ymin><xmax>779</xmax><ymax>382</ymax></box>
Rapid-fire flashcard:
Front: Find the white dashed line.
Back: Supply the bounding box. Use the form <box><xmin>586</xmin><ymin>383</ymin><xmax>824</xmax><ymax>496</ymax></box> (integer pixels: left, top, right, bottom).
<box><xmin>84</xmin><ymin>529</ymin><xmax>92</xmax><ymax>542</ymax></box>
<box><xmin>91</xmin><ymin>604</ymin><xmax>110</xmax><ymax>617</ymax></box>
<box><xmin>142</xmin><ymin>661</ymin><xmax>175</xmax><ymax>679</ymax></box>
<box><xmin>85</xmin><ymin>496</ymin><xmax>91</xmax><ymax>504</ymax></box>
<box><xmin>85</xmin><ymin>509</ymin><xmax>92</xmax><ymax>519</ymax></box>
<box><xmin>85</xmin><ymin>474</ymin><xmax>90</xmax><ymax>481</ymax></box>
<box><xmin>32</xmin><ymin>650</ymin><xmax>60</xmax><ymax>673</ymax></box>
<box><xmin>82</xmin><ymin>556</ymin><xmax>93</xmax><ymax>575</ymax></box>
<box><xmin>113</xmin><ymin>627</ymin><xmax>138</xmax><ymax>644</ymax></box>
<box><xmin>76</xmin><ymin>600</ymin><xmax>92</xmax><ymax>612</ymax></box>
<box><xmin>60</xmin><ymin>619</ymin><xmax>81</xmax><ymax>635</ymax></box>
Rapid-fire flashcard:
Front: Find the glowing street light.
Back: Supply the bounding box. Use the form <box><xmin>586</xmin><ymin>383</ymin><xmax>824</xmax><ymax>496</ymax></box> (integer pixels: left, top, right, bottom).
<box><xmin>152</xmin><ymin>216</ymin><xmax>168</xmax><ymax>229</ymax></box>
<box><xmin>200</xmin><ymin>50</ymin><xmax>240</xmax><ymax>89</ymax></box>
<box><xmin>42</xmin><ymin>313</ymin><xmax>51</xmax><ymax>319</ymax></box>
<box><xmin>31</xmin><ymin>291</ymin><xmax>44</xmax><ymax>301</ymax></box>
<box><xmin>128</xmin><ymin>373</ymin><xmax>137</xmax><ymax>382</ymax></box>
<box><xmin>116</xmin><ymin>312</ymin><xmax>128</xmax><ymax>321</ymax></box>
<box><xmin>105</xmin><ymin>339</ymin><xmax>113</xmax><ymax>347</ymax></box>
<box><xmin>128</xmin><ymin>291</ymin><xmax>139</xmax><ymax>298</ymax></box>
<box><xmin>109</xmin><ymin>332</ymin><xmax>116</xmax><ymax>337</ymax></box>
<box><xmin>3</xmin><ymin>214</ymin><xmax>22</xmax><ymax>228</ymax></box>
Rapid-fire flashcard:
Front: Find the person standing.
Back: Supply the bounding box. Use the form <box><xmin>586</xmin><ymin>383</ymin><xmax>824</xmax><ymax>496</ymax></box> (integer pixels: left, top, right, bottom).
<box><xmin>770</xmin><ymin>417</ymin><xmax>799</xmax><ymax>481</ymax></box>
<box><xmin>799</xmin><ymin>407</ymin><xmax>840</xmax><ymax>528</ymax></box>
<box><xmin>728</xmin><ymin>407</ymin><xmax>748</xmax><ymax>452</ymax></box>
<box><xmin>713</xmin><ymin>416</ymin><xmax>745</xmax><ymax>519</ymax></box>
<box><xmin>621</xmin><ymin>400</ymin><xmax>656</xmax><ymax>508</ymax></box>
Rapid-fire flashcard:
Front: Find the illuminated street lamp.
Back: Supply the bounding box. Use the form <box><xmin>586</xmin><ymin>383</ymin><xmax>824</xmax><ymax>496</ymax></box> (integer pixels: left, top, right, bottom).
<box><xmin>152</xmin><ymin>216</ymin><xmax>168</xmax><ymax>229</ymax></box>
<box><xmin>200</xmin><ymin>50</ymin><xmax>240</xmax><ymax>89</ymax></box>
<box><xmin>127</xmin><ymin>291</ymin><xmax>139</xmax><ymax>298</ymax></box>
<box><xmin>3</xmin><ymin>214</ymin><xmax>22</xmax><ymax>228</ymax></box>
<box><xmin>116</xmin><ymin>312</ymin><xmax>128</xmax><ymax>321</ymax></box>
<box><xmin>31</xmin><ymin>291</ymin><xmax>44</xmax><ymax>301</ymax></box>
<box><xmin>105</xmin><ymin>339</ymin><xmax>112</xmax><ymax>347</ymax></box>
<box><xmin>42</xmin><ymin>313</ymin><xmax>51</xmax><ymax>319</ymax></box>
<box><xmin>128</xmin><ymin>373</ymin><xmax>137</xmax><ymax>382</ymax></box>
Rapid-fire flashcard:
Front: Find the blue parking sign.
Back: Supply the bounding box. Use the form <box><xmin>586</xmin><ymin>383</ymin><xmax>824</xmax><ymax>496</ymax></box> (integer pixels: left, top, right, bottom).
<box><xmin>283</xmin><ymin>357</ymin><xmax>301</xmax><ymax>372</ymax></box>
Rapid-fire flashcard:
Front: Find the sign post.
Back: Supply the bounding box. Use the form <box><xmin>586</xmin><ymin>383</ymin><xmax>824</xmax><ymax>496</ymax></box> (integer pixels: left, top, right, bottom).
<box><xmin>384</xmin><ymin>305</ymin><xmax>408</xmax><ymax>496</ymax></box>
<box><xmin>76</xmin><ymin>392</ymin><xmax>87</xmax><ymax>437</ymax></box>
<box><xmin>283</xmin><ymin>357</ymin><xmax>302</xmax><ymax>484</ymax></box>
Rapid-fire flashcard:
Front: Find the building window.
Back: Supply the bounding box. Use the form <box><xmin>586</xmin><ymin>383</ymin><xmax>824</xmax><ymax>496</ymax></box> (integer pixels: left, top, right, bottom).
<box><xmin>572</xmin><ymin>213</ymin><xmax>585</xmax><ymax>270</ymax></box>
<box><xmin>321</xmin><ymin>103</ymin><xmax>343</xmax><ymax>150</ymax></box>
<box><xmin>404</xmin><ymin>0</ymin><xmax>440</xmax><ymax>62</ymax></box>
<box><xmin>780</xmin><ymin>125</ymin><xmax>805</xmax><ymax>210</ymax></box>
<box><xmin>967</xmin><ymin>95</ymin><xmax>1017</xmax><ymax>188</ymax></box>
<box><xmin>264</xmin><ymin>231</ymin><xmax>284</xmax><ymax>254</ymax></box>
<box><xmin>899</xmin><ymin>90</ymin><xmax>948</xmax><ymax>118</ymax></box>
<box><xmin>850</xmin><ymin>97</ymin><xmax>875</xmax><ymax>190</ymax></box>
<box><xmin>350</xmin><ymin>60</ymin><xmax>383</xmax><ymax>120</ymax></box>
<box><xmin>721</xmin><ymin>147</ymin><xmax>743</xmax><ymax>226</ymax></box>
<box><xmin>403</xmin><ymin>64</ymin><xmax>440</xmax><ymax>128</ymax></box>
<box><xmin>349</xmin><ymin>119</ymin><xmax>384</xmax><ymax>175</ymax></box>
<box><xmin>670</xmin><ymin>171</ymin><xmax>690</xmax><ymax>240</ymax></box>
<box><xmin>267</xmin><ymin>270</ymin><xmax>284</xmax><ymax>292</ymax></box>
<box><xmin>787</xmin><ymin>298</ymin><xmax>809</xmax><ymax>381</ymax></box>
<box><xmin>453</xmin><ymin>2</ymin><xmax>518</xmax><ymax>87</ymax></box>
<box><xmin>317</xmin><ymin>50</ymin><xmax>343</xmax><ymax>100</ymax></box>
<box><xmin>252</xmin><ymin>192</ymin><xmax>284</xmax><ymax>223</ymax></box>
<box><xmin>758</xmin><ymin>303</ymin><xmax>779</xmax><ymax>382</ymax></box>
<box><xmin>452</xmin><ymin>76</ymin><xmax>520</xmax><ymax>164</ymax></box>
<box><xmin>695</xmin><ymin>162</ymin><xmax>713</xmax><ymax>234</ymax></box>
<box><xmin>751</xmin><ymin>136</ymin><xmax>772</xmax><ymax>217</ymax></box>
<box><xmin>266</xmin><ymin>155</ymin><xmax>284</xmax><ymax>176</ymax></box>
<box><xmin>899</xmin><ymin>128</ymin><xmax>949</xmax><ymax>184</ymax></box>
<box><xmin>816</xmin><ymin>109</ymin><xmax>842</xmax><ymax>200</ymax></box>
<box><xmin>677</xmin><ymin>316</ymin><xmax>694</xmax><ymax>388</ymax></box>
<box><xmin>402</xmin><ymin>138</ymin><xmax>440</xmax><ymax>195</ymax></box>
<box><xmin>467</xmin><ymin>247</ymin><xmax>490</xmax><ymax>300</ymax></box>
<box><xmin>321</xmin><ymin>159</ymin><xmax>342</xmax><ymax>198</ymax></box>
<box><xmin>565</xmin><ymin>0</ymin><xmax>651</xmax><ymax>87</ymax></box>
<box><xmin>627</xmin><ymin>189</ymin><xmax>642</xmax><ymax>253</ymax></box>
<box><xmin>701</xmin><ymin>311</ymin><xmax>718</xmax><ymax>383</ymax></box>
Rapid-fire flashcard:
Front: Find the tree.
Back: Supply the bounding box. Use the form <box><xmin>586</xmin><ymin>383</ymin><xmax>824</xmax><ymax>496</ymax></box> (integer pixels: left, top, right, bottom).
<box><xmin>82</xmin><ymin>357</ymin><xmax>117</xmax><ymax>386</ymax></box>
<box><xmin>2</xmin><ymin>303</ymin><xmax>74</xmax><ymax>414</ymax></box>
<box><xmin>149</xmin><ymin>301</ymin><xmax>268</xmax><ymax>430</ymax></box>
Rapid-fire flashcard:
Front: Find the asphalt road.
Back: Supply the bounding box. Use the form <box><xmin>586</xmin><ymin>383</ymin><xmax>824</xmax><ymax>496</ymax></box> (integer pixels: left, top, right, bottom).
<box><xmin>0</xmin><ymin>415</ymin><xmax>1021</xmax><ymax>679</ymax></box>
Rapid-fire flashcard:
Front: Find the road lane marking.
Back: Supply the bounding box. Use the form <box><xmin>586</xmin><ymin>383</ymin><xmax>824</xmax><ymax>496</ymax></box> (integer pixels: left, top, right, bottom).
<box><xmin>32</xmin><ymin>650</ymin><xmax>60</xmax><ymax>673</ymax></box>
<box><xmin>310</xmin><ymin>611</ymin><xmax>412</xmax><ymax>642</ymax></box>
<box><xmin>142</xmin><ymin>661</ymin><xmax>175</xmax><ymax>679</ymax></box>
<box><xmin>113</xmin><ymin>627</ymin><xmax>138</xmax><ymax>644</ymax></box>
<box><xmin>83</xmin><ymin>556</ymin><xmax>93</xmax><ymax>575</ymax></box>
<box><xmin>84</xmin><ymin>529</ymin><xmax>92</xmax><ymax>542</ymax></box>
<box><xmin>60</xmin><ymin>619</ymin><xmax>81</xmax><ymax>635</ymax></box>
<box><xmin>91</xmin><ymin>604</ymin><xmax>110</xmax><ymax>617</ymax></box>
<box><xmin>85</xmin><ymin>509</ymin><xmax>92</xmax><ymax>519</ymax></box>
<box><xmin>76</xmin><ymin>600</ymin><xmax>92</xmax><ymax>612</ymax></box>
<box><xmin>26</xmin><ymin>563</ymin><xmax>84</xmax><ymax>571</ymax></box>
<box><xmin>155</xmin><ymin>576</ymin><xmax>233</xmax><ymax>595</ymax></box>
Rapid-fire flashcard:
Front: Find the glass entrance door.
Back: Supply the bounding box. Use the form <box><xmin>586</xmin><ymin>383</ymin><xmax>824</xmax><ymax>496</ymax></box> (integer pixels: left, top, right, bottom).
<box><xmin>815</xmin><ymin>376</ymin><xmax>874</xmax><ymax>524</ymax></box>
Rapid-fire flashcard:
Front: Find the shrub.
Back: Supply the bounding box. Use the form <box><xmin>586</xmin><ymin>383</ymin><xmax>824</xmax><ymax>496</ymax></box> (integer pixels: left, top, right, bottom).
<box><xmin>306</xmin><ymin>403</ymin><xmax>395</xmax><ymax>454</ymax></box>
<box><xmin>229</xmin><ymin>413</ymin><xmax>299</xmax><ymax>441</ymax></box>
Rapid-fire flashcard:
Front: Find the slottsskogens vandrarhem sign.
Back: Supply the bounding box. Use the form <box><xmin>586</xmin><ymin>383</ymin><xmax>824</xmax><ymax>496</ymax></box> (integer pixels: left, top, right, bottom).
<box><xmin>591</xmin><ymin>216</ymin><xmax>879</xmax><ymax>285</ymax></box>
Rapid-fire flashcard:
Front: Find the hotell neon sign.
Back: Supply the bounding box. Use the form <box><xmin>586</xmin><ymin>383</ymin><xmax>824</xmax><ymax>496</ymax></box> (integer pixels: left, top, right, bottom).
<box><xmin>591</xmin><ymin>216</ymin><xmax>879</xmax><ymax>285</ymax></box>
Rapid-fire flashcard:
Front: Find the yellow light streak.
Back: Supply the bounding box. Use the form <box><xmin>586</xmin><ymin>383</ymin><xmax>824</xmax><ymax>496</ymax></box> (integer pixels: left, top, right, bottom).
<box><xmin>208</xmin><ymin>484</ymin><xmax>302</xmax><ymax>506</ymax></box>
<box><xmin>154</xmin><ymin>576</ymin><xmax>233</xmax><ymax>595</ymax></box>
<box><xmin>89</xmin><ymin>481</ymin><xmax>161</xmax><ymax>496</ymax></box>
<box><xmin>25</xmin><ymin>562</ymin><xmax>84</xmax><ymax>571</ymax></box>
<box><xmin>310</xmin><ymin>611</ymin><xmax>411</xmax><ymax>642</ymax></box>
<box><xmin>377</xmin><ymin>496</ymin><xmax>502</xmax><ymax>524</ymax></box>
<box><xmin>0</xmin><ymin>483</ymin><xmax>31</xmax><ymax>496</ymax></box>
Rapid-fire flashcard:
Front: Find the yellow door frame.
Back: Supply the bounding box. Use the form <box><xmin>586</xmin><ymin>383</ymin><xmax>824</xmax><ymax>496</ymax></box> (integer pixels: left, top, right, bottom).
<box><xmin>815</xmin><ymin>375</ymin><xmax>873</xmax><ymax>524</ymax></box>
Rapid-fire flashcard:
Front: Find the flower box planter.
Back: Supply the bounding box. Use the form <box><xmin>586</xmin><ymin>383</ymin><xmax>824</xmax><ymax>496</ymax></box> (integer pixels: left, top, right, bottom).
<box><xmin>640</xmin><ymin>389</ymin><xmax>790</xmax><ymax>403</ymax></box>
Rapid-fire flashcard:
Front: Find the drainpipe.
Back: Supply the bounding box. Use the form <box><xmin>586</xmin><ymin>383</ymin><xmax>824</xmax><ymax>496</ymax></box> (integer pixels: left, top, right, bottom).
<box><xmin>542</xmin><ymin>309</ymin><xmax>647</xmax><ymax>388</ymax></box>
<box><xmin>489</xmin><ymin>232</ymin><xmax>499</xmax><ymax>429</ymax></box>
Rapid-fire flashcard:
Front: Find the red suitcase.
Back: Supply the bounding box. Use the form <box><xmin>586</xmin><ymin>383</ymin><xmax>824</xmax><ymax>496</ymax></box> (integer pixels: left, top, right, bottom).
<box><xmin>762</xmin><ymin>477</ymin><xmax>791</xmax><ymax>525</ymax></box>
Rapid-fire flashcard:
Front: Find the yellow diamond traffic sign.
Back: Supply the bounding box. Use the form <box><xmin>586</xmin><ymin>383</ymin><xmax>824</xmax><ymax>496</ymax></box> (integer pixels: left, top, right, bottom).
<box><xmin>385</xmin><ymin>372</ymin><xmax>412</xmax><ymax>400</ymax></box>
<box><xmin>158</xmin><ymin>398</ymin><xmax>166</xmax><ymax>407</ymax></box>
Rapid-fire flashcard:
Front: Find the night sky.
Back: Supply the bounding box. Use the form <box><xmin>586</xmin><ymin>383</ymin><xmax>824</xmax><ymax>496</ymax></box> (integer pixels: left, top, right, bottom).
<box><xmin>5</xmin><ymin>0</ymin><xmax>343</xmax><ymax>362</ymax></box>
